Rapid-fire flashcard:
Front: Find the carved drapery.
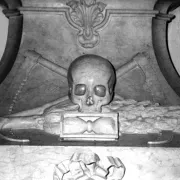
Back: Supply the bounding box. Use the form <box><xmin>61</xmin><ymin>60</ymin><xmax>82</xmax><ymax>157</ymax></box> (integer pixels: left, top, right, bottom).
<box><xmin>54</xmin><ymin>151</ymin><xmax>125</xmax><ymax>180</ymax></box>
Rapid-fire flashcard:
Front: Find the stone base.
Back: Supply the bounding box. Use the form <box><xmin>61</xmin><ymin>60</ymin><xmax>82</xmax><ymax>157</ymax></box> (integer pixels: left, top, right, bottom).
<box><xmin>0</xmin><ymin>146</ymin><xmax>179</xmax><ymax>180</ymax></box>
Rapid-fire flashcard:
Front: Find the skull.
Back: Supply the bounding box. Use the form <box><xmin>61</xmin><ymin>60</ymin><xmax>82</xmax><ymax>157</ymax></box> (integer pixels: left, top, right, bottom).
<box><xmin>67</xmin><ymin>54</ymin><xmax>116</xmax><ymax>112</ymax></box>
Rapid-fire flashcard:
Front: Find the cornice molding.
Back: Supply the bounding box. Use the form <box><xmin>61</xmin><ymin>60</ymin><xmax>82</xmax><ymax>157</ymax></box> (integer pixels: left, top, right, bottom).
<box><xmin>19</xmin><ymin>7</ymin><xmax>158</xmax><ymax>16</ymax></box>
<box><xmin>19</xmin><ymin>6</ymin><xmax>158</xmax><ymax>48</ymax></box>
<box><xmin>3</xmin><ymin>9</ymin><xmax>21</xmax><ymax>18</ymax></box>
<box><xmin>155</xmin><ymin>13</ymin><xmax>175</xmax><ymax>21</ymax></box>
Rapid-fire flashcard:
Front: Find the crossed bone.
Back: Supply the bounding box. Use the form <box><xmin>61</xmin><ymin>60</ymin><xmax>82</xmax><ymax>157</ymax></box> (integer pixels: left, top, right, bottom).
<box><xmin>24</xmin><ymin>50</ymin><xmax>148</xmax><ymax>95</ymax></box>
<box><xmin>15</xmin><ymin>50</ymin><xmax>147</xmax><ymax>115</ymax></box>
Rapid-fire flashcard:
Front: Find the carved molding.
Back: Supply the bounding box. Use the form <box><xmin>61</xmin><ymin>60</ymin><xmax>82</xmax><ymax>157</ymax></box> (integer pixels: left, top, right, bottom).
<box><xmin>54</xmin><ymin>151</ymin><xmax>125</xmax><ymax>180</ymax></box>
<box><xmin>155</xmin><ymin>13</ymin><xmax>175</xmax><ymax>21</ymax></box>
<box><xmin>19</xmin><ymin>7</ymin><xmax>158</xmax><ymax>16</ymax></box>
<box><xmin>2</xmin><ymin>9</ymin><xmax>21</xmax><ymax>18</ymax></box>
<box><xmin>19</xmin><ymin>4</ymin><xmax>158</xmax><ymax>49</ymax></box>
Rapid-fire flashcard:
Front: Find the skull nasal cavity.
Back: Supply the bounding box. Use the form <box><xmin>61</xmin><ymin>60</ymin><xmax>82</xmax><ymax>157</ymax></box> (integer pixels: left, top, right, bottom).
<box><xmin>86</xmin><ymin>96</ymin><xmax>94</xmax><ymax>106</ymax></box>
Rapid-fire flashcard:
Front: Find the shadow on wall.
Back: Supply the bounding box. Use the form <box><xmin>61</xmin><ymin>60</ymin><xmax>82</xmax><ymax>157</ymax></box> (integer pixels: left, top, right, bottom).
<box><xmin>0</xmin><ymin>7</ymin><xmax>8</xmax><ymax>60</ymax></box>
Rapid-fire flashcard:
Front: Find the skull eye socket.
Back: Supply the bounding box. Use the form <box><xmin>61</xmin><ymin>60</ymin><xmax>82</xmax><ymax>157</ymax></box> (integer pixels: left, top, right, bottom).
<box><xmin>94</xmin><ymin>85</ymin><xmax>106</xmax><ymax>97</ymax></box>
<box><xmin>75</xmin><ymin>84</ymin><xmax>86</xmax><ymax>96</ymax></box>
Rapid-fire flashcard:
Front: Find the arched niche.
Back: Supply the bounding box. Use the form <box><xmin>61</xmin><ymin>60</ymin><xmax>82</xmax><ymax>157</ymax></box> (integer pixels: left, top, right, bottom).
<box><xmin>168</xmin><ymin>7</ymin><xmax>180</xmax><ymax>76</ymax></box>
<box><xmin>0</xmin><ymin>0</ymin><xmax>22</xmax><ymax>84</ymax></box>
<box><xmin>0</xmin><ymin>6</ymin><xmax>8</xmax><ymax>60</ymax></box>
<box><xmin>152</xmin><ymin>0</ymin><xmax>180</xmax><ymax>97</ymax></box>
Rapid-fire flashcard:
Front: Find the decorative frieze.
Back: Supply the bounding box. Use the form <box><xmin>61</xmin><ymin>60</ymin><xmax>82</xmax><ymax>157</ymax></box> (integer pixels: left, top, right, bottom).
<box><xmin>19</xmin><ymin>0</ymin><xmax>158</xmax><ymax>49</ymax></box>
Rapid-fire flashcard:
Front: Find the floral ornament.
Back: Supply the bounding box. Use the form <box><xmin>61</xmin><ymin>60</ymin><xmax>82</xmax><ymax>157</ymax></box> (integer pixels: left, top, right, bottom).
<box><xmin>53</xmin><ymin>151</ymin><xmax>125</xmax><ymax>180</ymax></box>
<box><xmin>66</xmin><ymin>0</ymin><xmax>107</xmax><ymax>48</ymax></box>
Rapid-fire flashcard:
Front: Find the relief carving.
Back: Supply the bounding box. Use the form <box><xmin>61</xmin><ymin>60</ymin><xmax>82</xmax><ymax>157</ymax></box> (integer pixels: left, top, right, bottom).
<box><xmin>0</xmin><ymin>51</ymin><xmax>147</xmax><ymax>142</ymax></box>
<box><xmin>7</xmin><ymin>51</ymin><xmax>67</xmax><ymax>115</ymax></box>
<box><xmin>66</xmin><ymin>0</ymin><xmax>106</xmax><ymax>48</ymax></box>
<box><xmin>19</xmin><ymin>5</ymin><xmax>158</xmax><ymax>49</ymax></box>
<box><xmin>54</xmin><ymin>151</ymin><xmax>125</xmax><ymax>180</ymax></box>
<box><xmin>60</xmin><ymin>113</ymin><xmax>119</xmax><ymax>140</ymax></box>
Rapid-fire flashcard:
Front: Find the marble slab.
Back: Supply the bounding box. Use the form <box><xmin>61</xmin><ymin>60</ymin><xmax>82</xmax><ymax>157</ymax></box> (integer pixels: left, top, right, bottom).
<box><xmin>0</xmin><ymin>146</ymin><xmax>180</xmax><ymax>180</ymax></box>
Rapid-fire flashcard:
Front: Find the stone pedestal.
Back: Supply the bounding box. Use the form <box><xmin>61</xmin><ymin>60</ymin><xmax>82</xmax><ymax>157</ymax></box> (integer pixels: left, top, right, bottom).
<box><xmin>0</xmin><ymin>146</ymin><xmax>179</xmax><ymax>180</ymax></box>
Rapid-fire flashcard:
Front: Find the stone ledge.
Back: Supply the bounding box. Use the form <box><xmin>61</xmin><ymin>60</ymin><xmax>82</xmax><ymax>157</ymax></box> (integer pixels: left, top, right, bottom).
<box><xmin>0</xmin><ymin>146</ymin><xmax>179</xmax><ymax>180</ymax></box>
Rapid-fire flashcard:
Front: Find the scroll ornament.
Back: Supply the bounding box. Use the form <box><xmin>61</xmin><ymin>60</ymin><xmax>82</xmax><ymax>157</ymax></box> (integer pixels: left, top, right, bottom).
<box><xmin>67</xmin><ymin>0</ymin><xmax>106</xmax><ymax>48</ymax></box>
<box><xmin>53</xmin><ymin>152</ymin><xmax>125</xmax><ymax>180</ymax></box>
<box><xmin>62</xmin><ymin>116</ymin><xmax>116</xmax><ymax>134</ymax></box>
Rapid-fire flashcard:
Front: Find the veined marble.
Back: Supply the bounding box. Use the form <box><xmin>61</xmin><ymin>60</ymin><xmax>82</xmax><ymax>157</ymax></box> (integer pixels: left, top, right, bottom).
<box><xmin>0</xmin><ymin>146</ymin><xmax>180</xmax><ymax>180</ymax></box>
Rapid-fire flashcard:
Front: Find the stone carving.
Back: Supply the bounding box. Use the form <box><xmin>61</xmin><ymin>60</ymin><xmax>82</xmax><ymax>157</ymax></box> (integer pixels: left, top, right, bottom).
<box><xmin>0</xmin><ymin>53</ymin><xmax>121</xmax><ymax>142</ymax></box>
<box><xmin>8</xmin><ymin>54</ymin><xmax>40</xmax><ymax>115</ymax></box>
<box><xmin>0</xmin><ymin>51</ymin><xmax>151</xmax><ymax>142</ymax></box>
<box><xmin>54</xmin><ymin>151</ymin><xmax>125</xmax><ymax>180</ymax></box>
<box><xmin>68</xmin><ymin>54</ymin><xmax>116</xmax><ymax>112</ymax></box>
<box><xmin>23</xmin><ymin>50</ymin><xmax>146</xmax><ymax>92</ymax></box>
<box><xmin>66</xmin><ymin>0</ymin><xmax>106</xmax><ymax>48</ymax></box>
<box><xmin>3</xmin><ymin>95</ymin><xmax>180</xmax><ymax>144</ymax></box>
<box><xmin>60</xmin><ymin>113</ymin><xmax>119</xmax><ymax>140</ymax></box>
<box><xmin>45</xmin><ymin>54</ymin><xmax>119</xmax><ymax>141</ymax></box>
<box><xmin>7</xmin><ymin>50</ymin><xmax>68</xmax><ymax>115</ymax></box>
<box><xmin>109</xmin><ymin>99</ymin><xmax>180</xmax><ymax>135</ymax></box>
<box><xmin>7</xmin><ymin>50</ymin><xmax>146</xmax><ymax>116</ymax></box>
<box><xmin>19</xmin><ymin>4</ymin><xmax>158</xmax><ymax>51</ymax></box>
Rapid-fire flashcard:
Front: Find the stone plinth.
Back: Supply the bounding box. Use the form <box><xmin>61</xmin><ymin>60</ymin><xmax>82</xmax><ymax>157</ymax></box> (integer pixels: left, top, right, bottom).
<box><xmin>0</xmin><ymin>146</ymin><xmax>179</xmax><ymax>180</ymax></box>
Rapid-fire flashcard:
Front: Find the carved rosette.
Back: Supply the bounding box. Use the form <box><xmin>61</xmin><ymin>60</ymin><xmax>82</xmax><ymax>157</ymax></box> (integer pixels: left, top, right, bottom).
<box><xmin>67</xmin><ymin>0</ymin><xmax>106</xmax><ymax>48</ymax></box>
